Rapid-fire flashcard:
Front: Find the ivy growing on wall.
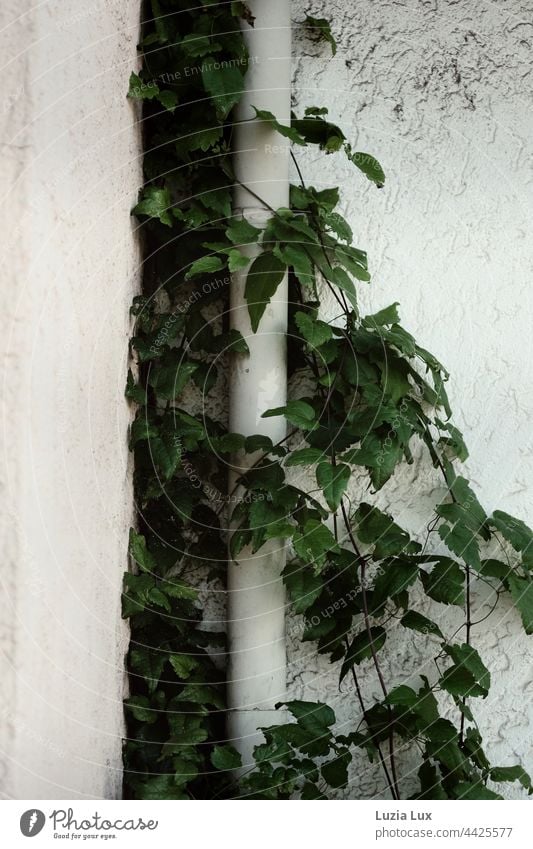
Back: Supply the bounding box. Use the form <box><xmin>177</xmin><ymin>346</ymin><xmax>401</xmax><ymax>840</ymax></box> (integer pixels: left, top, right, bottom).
<box><xmin>123</xmin><ymin>0</ymin><xmax>533</xmax><ymax>800</ymax></box>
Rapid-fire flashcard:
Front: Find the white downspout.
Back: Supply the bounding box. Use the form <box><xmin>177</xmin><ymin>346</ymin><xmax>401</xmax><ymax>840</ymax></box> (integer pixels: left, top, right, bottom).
<box><xmin>227</xmin><ymin>0</ymin><xmax>291</xmax><ymax>768</ymax></box>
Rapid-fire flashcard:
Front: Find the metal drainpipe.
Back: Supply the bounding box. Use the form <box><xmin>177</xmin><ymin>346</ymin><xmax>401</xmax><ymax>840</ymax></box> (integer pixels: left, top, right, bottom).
<box><xmin>227</xmin><ymin>0</ymin><xmax>291</xmax><ymax>769</ymax></box>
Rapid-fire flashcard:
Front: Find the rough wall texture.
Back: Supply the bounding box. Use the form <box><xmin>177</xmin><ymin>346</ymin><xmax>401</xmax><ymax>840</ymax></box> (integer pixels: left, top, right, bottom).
<box><xmin>0</xmin><ymin>1</ymin><xmax>140</xmax><ymax>798</ymax></box>
<box><xmin>287</xmin><ymin>0</ymin><xmax>533</xmax><ymax>798</ymax></box>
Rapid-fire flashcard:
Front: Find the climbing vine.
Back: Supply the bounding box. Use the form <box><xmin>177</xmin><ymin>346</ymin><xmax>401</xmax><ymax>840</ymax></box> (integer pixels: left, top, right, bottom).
<box><xmin>123</xmin><ymin>0</ymin><xmax>533</xmax><ymax>800</ymax></box>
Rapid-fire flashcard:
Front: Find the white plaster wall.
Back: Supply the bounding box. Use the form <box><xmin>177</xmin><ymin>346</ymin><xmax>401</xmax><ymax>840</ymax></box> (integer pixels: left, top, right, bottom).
<box><xmin>0</xmin><ymin>1</ymin><xmax>140</xmax><ymax>798</ymax></box>
<box><xmin>288</xmin><ymin>0</ymin><xmax>533</xmax><ymax>798</ymax></box>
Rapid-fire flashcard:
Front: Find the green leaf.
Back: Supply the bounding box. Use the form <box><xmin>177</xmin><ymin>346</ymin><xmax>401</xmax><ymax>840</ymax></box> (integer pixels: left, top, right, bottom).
<box><xmin>129</xmin><ymin>529</ymin><xmax>156</xmax><ymax>574</ymax></box>
<box><xmin>507</xmin><ymin>575</ymin><xmax>533</xmax><ymax>634</ymax></box>
<box><xmin>169</xmin><ymin>654</ymin><xmax>198</xmax><ymax>679</ymax></box>
<box><xmin>303</xmin><ymin>16</ymin><xmax>337</xmax><ymax>56</ymax></box>
<box><xmin>245</xmin><ymin>251</ymin><xmax>287</xmax><ymax>332</ymax></box>
<box><xmin>124</xmin><ymin>695</ymin><xmax>157</xmax><ymax>724</ymax></box>
<box><xmin>316</xmin><ymin>462</ymin><xmax>350</xmax><ymax>512</ymax></box>
<box><xmin>446</xmin><ymin>643</ymin><xmax>490</xmax><ymax>694</ymax></box>
<box><xmin>210</xmin><ymin>745</ymin><xmax>242</xmax><ymax>771</ymax></box>
<box><xmin>329</xmin><ymin>266</ymin><xmax>359</xmax><ymax>310</ymax></box>
<box><xmin>128</xmin><ymin>72</ymin><xmax>159</xmax><ymax>101</ymax></box>
<box><xmin>185</xmin><ymin>255</ymin><xmax>225</xmax><ymax>279</ymax></box>
<box><xmin>490</xmin><ymin>765</ymin><xmax>533</xmax><ymax>793</ymax></box>
<box><xmin>231</xmin><ymin>1</ymin><xmax>255</xmax><ymax>25</ymax></box>
<box><xmin>321</xmin><ymin>751</ymin><xmax>351</xmax><ymax>788</ymax></box>
<box><xmin>293</xmin><ymin>519</ymin><xmax>338</xmax><ymax>572</ymax></box>
<box><xmin>385</xmin><ymin>685</ymin><xmax>418</xmax><ymax>707</ymax></box>
<box><xmin>284</xmin><ymin>700</ymin><xmax>336</xmax><ymax>730</ymax></box>
<box><xmin>157</xmin><ymin>89</ymin><xmax>179</xmax><ymax>111</ymax></box>
<box><xmin>285</xmin><ymin>447</ymin><xmax>325</xmax><ymax>467</ymax></box>
<box><xmin>341</xmin><ymin>627</ymin><xmax>386</xmax><ymax>681</ymax></box>
<box><xmin>294</xmin><ymin>311</ymin><xmax>332</xmax><ymax>347</ymax></box>
<box><xmin>454</xmin><ymin>782</ymin><xmax>502</xmax><ymax>800</ymax></box>
<box><xmin>353</xmin><ymin>503</ymin><xmax>418</xmax><ymax>558</ymax></box>
<box><xmin>132</xmin><ymin>775</ymin><xmax>187</xmax><ymax>800</ymax></box>
<box><xmin>133</xmin><ymin>186</ymin><xmax>172</xmax><ymax>227</ymax></box>
<box><xmin>226</xmin><ymin>216</ymin><xmax>262</xmax><ymax>245</ymax></box>
<box><xmin>163</xmin><ymin>580</ymin><xmax>197</xmax><ymax>601</ymax></box>
<box><xmin>491</xmin><ymin>510</ymin><xmax>533</xmax><ymax>566</ymax></box>
<box><xmin>421</xmin><ymin>559</ymin><xmax>465</xmax><ymax>606</ymax></box>
<box><xmin>148</xmin><ymin>361</ymin><xmax>199</xmax><ymax>400</ymax></box>
<box><xmin>148</xmin><ymin>586</ymin><xmax>172</xmax><ymax>613</ymax></box>
<box><xmin>345</xmin><ymin>146</ymin><xmax>385</xmax><ymax>187</ymax></box>
<box><xmin>371</xmin><ymin>561</ymin><xmax>419</xmax><ymax>612</ymax></box>
<box><xmin>283</xmin><ymin>561</ymin><xmax>324</xmax><ymax>614</ymax></box>
<box><xmin>130</xmin><ymin>648</ymin><xmax>166</xmax><ymax>694</ymax></box>
<box><xmin>400</xmin><ymin>610</ymin><xmax>443</xmax><ymax>639</ymax></box>
<box><xmin>202</xmin><ymin>61</ymin><xmax>244</xmax><ymax>119</ymax></box>
<box><xmin>362</xmin><ymin>303</ymin><xmax>400</xmax><ymax>328</ymax></box>
<box><xmin>125</xmin><ymin>369</ymin><xmax>146</xmax><ymax>405</ymax></box>
<box><xmin>263</xmin><ymin>400</ymin><xmax>316</xmax><ymax>430</ymax></box>
<box><xmin>252</xmin><ymin>107</ymin><xmax>307</xmax><ymax>145</ymax></box>
<box><xmin>437</xmin><ymin>518</ymin><xmax>480</xmax><ymax>570</ymax></box>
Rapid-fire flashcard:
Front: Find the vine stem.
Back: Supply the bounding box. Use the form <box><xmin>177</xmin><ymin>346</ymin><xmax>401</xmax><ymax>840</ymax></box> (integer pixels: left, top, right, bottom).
<box><xmin>432</xmin><ymin>445</ymin><xmax>473</xmax><ymax>744</ymax></box>
<box><xmin>340</xmin><ymin>499</ymin><xmax>401</xmax><ymax>800</ymax></box>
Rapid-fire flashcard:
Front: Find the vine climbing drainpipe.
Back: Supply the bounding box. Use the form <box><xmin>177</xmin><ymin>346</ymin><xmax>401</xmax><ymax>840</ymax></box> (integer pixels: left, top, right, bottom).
<box><xmin>227</xmin><ymin>0</ymin><xmax>291</xmax><ymax>769</ymax></box>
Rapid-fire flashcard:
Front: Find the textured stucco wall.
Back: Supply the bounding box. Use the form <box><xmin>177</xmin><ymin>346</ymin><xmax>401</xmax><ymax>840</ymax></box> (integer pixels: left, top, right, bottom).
<box><xmin>0</xmin><ymin>1</ymin><xmax>140</xmax><ymax>798</ymax></box>
<box><xmin>287</xmin><ymin>0</ymin><xmax>533</xmax><ymax>798</ymax></box>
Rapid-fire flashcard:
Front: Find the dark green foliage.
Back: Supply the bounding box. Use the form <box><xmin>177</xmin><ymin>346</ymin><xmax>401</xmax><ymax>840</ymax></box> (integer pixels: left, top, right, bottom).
<box><xmin>125</xmin><ymin>1</ymin><xmax>533</xmax><ymax>802</ymax></box>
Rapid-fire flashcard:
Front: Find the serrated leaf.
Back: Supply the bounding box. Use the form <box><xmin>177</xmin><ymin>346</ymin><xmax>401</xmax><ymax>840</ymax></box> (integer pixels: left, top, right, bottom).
<box><xmin>133</xmin><ymin>186</ymin><xmax>172</xmax><ymax>227</ymax></box>
<box><xmin>283</xmin><ymin>561</ymin><xmax>324</xmax><ymax>614</ymax></box>
<box><xmin>124</xmin><ymin>695</ymin><xmax>157</xmax><ymax>724</ymax></box>
<box><xmin>226</xmin><ymin>216</ymin><xmax>262</xmax><ymax>245</ymax></box>
<box><xmin>321</xmin><ymin>751</ymin><xmax>351</xmax><ymax>788</ymax></box>
<box><xmin>284</xmin><ymin>700</ymin><xmax>336</xmax><ymax>730</ymax></box>
<box><xmin>341</xmin><ymin>627</ymin><xmax>386</xmax><ymax>681</ymax></box>
<box><xmin>245</xmin><ymin>251</ymin><xmax>287</xmax><ymax>332</ymax></box>
<box><xmin>169</xmin><ymin>655</ymin><xmax>198</xmax><ymax>679</ymax></box>
<box><xmin>454</xmin><ymin>782</ymin><xmax>502</xmax><ymax>800</ymax></box>
<box><xmin>353</xmin><ymin>503</ymin><xmax>418</xmax><ymax>558</ymax></box>
<box><xmin>294</xmin><ymin>311</ymin><xmax>332</xmax><ymax>347</ymax></box>
<box><xmin>442</xmin><ymin>643</ymin><xmax>490</xmax><ymax>698</ymax></box>
<box><xmin>385</xmin><ymin>685</ymin><xmax>418</xmax><ymax>707</ymax></box>
<box><xmin>129</xmin><ymin>528</ymin><xmax>156</xmax><ymax>574</ymax></box>
<box><xmin>263</xmin><ymin>400</ymin><xmax>316</xmax><ymax>430</ymax></box>
<box><xmin>371</xmin><ymin>561</ymin><xmax>419</xmax><ymax>612</ymax></box>
<box><xmin>148</xmin><ymin>361</ymin><xmax>198</xmax><ymax>400</ymax></box>
<box><xmin>127</xmin><ymin>72</ymin><xmax>159</xmax><ymax>101</ymax></box>
<box><xmin>252</xmin><ymin>107</ymin><xmax>307</xmax><ymax>145</ymax></box>
<box><xmin>293</xmin><ymin>519</ymin><xmax>338</xmax><ymax>572</ymax></box>
<box><xmin>507</xmin><ymin>575</ymin><xmax>533</xmax><ymax>634</ymax></box>
<box><xmin>185</xmin><ymin>255</ymin><xmax>225</xmax><ymax>279</ymax></box>
<box><xmin>285</xmin><ymin>447</ymin><xmax>325</xmax><ymax>467</ymax></box>
<box><xmin>130</xmin><ymin>648</ymin><xmax>166</xmax><ymax>694</ymax></box>
<box><xmin>400</xmin><ymin>610</ymin><xmax>443</xmax><ymax>639</ymax></box>
<box><xmin>362</xmin><ymin>303</ymin><xmax>400</xmax><ymax>328</ymax></box>
<box><xmin>490</xmin><ymin>765</ymin><xmax>533</xmax><ymax>793</ymax></box>
<box><xmin>345</xmin><ymin>146</ymin><xmax>385</xmax><ymax>187</ymax></box>
<box><xmin>211</xmin><ymin>744</ymin><xmax>242</xmax><ymax>771</ymax></box>
<box><xmin>316</xmin><ymin>462</ymin><xmax>350</xmax><ymax>512</ymax></box>
<box><xmin>202</xmin><ymin>61</ymin><xmax>244</xmax><ymax>119</ymax></box>
<box><xmin>421</xmin><ymin>559</ymin><xmax>465</xmax><ymax>606</ymax></box>
<box><xmin>491</xmin><ymin>510</ymin><xmax>533</xmax><ymax>566</ymax></box>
